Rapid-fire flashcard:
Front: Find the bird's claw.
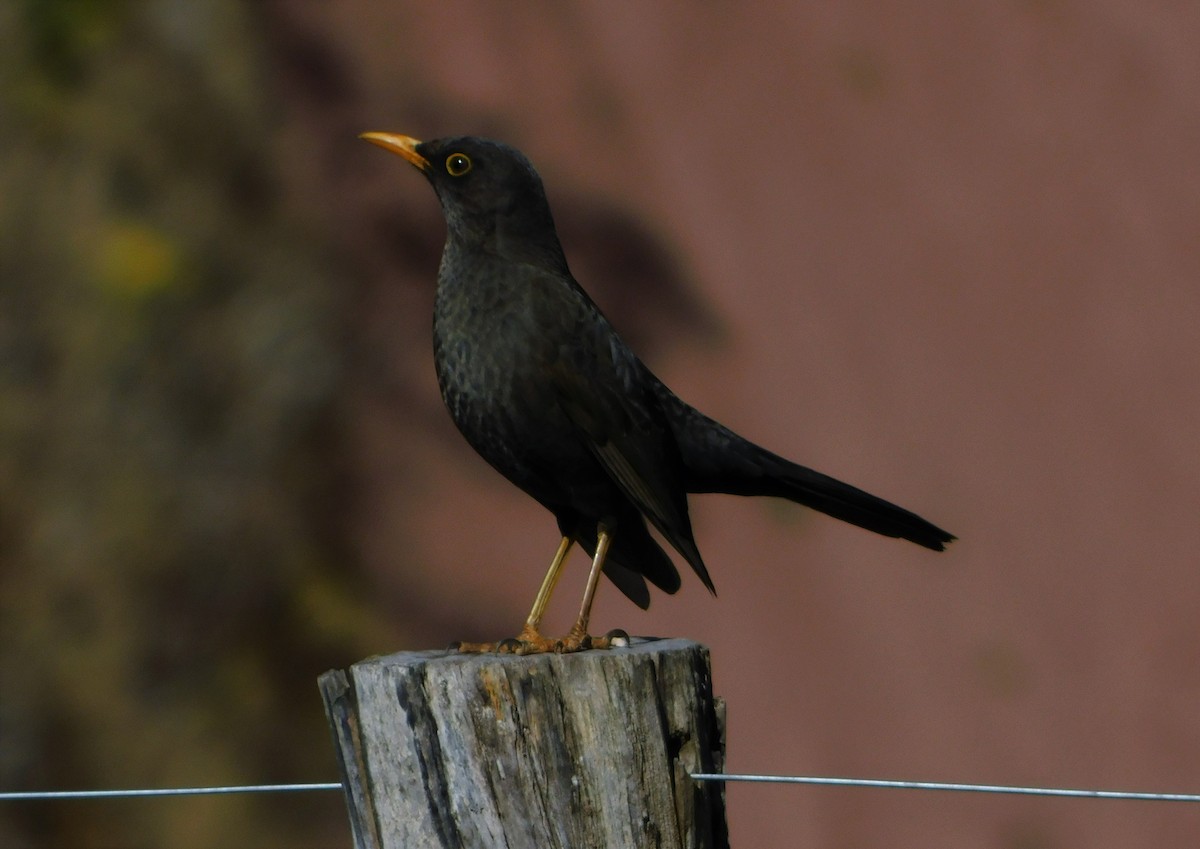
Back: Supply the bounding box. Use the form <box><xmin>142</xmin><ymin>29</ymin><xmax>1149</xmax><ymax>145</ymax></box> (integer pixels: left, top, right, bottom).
<box><xmin>450</xmin><ymin>627</ymin><xmax>630</xmax><ymax>655</ymax></box>
<box><xmin>553</xmin><ymin>633</ymin><xmax>592</xmax><ymax>653</ymax></box>
<box><xmin>552</xmin><ymin>626</ymin><xmax>629</xmax><ymax>653</ymax></box>
<box><xmin>602</xmin><ymin>628</ymin><xmax>630</xmax><ymax>648</ymax></box>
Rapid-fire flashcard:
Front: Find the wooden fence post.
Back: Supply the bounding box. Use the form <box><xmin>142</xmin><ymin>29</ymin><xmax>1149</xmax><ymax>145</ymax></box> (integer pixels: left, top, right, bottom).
<box><xmin>319</xmin><ymin>637</ymin><xmax>727</xmax><ymax>849</ymax></box>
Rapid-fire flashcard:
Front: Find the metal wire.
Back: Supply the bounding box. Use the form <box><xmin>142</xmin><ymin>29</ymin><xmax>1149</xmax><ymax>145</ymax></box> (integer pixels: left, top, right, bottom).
<box><xmin>0</xmin><ymin>783</ymin><xmax>342</xmax><ymax>801</ymax></box>
<box><xmin>689</xmin><ymin>773</ymin><xmax>1200</xmax><ymax>802</ymax></box>
<box><xmin>4</xmin><ymin>775</ymin><xmax>1200</xmax><ymax>803</ymax></box>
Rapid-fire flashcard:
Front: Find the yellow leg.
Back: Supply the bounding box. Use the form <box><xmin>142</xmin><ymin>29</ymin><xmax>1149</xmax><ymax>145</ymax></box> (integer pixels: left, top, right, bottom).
<box><xmin>523</xmin><ymin>536</ymin><xmax>573</xmax><ymax>633</ymax></box>
<box><xmin>558</xmin><ymin>526</ymin><xmax>625</xmax><ymax>652</ymax></box>
<box><xmin>453</xmin><ymin>536</ymin><xmax>572</xmax><ymax>655</ymax></box>
<box><xmin>572</xmin><ymin>527</ymin><xmax>611</xmax><ymax>638</ymax></box>
<box><xmin>452</xmin><ymin>531</ymin><xmax>626</xmax><ymax>655</ymax></box>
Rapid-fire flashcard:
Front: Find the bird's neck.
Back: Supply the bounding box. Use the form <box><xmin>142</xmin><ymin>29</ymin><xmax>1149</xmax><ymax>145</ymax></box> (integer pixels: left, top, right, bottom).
<box><xmin>496</xmin><ymin>217</ymin><xmax>569</xmax><ymax>272</ymax></box>
<box><xmin>446</xmin><ymin>208</ymin><xmax>569</xmax><ymax>274</ymax></box>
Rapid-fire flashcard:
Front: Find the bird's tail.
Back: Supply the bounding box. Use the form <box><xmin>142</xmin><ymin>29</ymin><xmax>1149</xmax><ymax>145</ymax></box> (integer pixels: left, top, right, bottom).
<box><xmin>662</xmin><ymin>391</ymin><xmax>955</xmax><ymax>551</ymax></box>
<box><xmin>738</xmin><ymin>455</ymin><xmax>954</xmax><ymax>551</ymax></box>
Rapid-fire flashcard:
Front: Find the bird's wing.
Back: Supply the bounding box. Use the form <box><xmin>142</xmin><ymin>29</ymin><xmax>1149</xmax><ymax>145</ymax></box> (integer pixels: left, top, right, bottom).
<box><xmin>531</xmin><ymin>271</ymin><xmax>715</xmax><ymax>592</ymax></box>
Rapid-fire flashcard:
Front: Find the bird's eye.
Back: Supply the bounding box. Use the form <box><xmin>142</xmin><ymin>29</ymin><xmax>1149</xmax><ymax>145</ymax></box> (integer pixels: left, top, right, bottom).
<box><xmin>445</xmin><ymin>153</ymin><xmax>472</xmax><ymax>177</ymax></box>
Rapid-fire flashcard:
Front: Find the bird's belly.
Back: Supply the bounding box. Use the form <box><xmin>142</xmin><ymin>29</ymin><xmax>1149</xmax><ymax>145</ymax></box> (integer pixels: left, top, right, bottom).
<box><xmin>434</xmin><ymin>325</ymin><xmax>606</xmax><ymax>510</ymax></box>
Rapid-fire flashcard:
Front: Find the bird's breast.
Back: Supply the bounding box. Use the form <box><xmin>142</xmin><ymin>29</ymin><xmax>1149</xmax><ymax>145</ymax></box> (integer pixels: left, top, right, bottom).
<box><xmin>431</xmin><ymin>268</ymin><xmax>569</xmax><ymax>457</ymax></box>
<box><xmin>428</xmin><ymin>253</ymin><xmax>650</xmax><ymax>514</ymax></box>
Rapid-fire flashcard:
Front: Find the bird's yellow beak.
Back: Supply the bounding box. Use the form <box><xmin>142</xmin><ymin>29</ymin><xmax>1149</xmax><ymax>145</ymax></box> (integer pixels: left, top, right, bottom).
<box><xmin>359</xmin><ymin>132</ymin><xmax>430</xmax><ymax>172</ymax></box>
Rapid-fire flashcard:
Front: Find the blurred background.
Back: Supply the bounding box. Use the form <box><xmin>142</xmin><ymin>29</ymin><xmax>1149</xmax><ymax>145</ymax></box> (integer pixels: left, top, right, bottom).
<box><xmin>2</xmin><ymin>1</ymin><xmax>1199</xmax><ymax>846</ymax></box>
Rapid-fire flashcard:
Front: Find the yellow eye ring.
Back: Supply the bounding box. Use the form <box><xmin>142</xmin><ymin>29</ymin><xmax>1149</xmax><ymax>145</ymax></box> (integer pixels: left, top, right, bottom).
<box><xmin>445</xmin><ymin>153</ymin><xmax>472</xmax><ymax>176</ymax></box>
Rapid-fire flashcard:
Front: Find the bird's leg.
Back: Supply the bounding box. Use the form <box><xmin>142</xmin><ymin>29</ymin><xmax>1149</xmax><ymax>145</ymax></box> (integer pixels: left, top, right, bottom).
<box><xmin>512</xmin><ymin>536</ymin><xmax>573</xmax><ymax>651</ymax></box>
<box><xmin>452</xmin><ymin>537</ymin><xmax>572</xmax><ymax>655</ymax></box>
<box><xmin>556</xmin><ymin>525</ymin><xmax>621</xmax><ymax>653</ymax></box>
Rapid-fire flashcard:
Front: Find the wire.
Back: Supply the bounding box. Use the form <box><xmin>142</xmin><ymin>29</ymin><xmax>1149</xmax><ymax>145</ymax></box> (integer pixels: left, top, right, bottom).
<box><xmin>0</xmin><ymin>783</ymin><xmax>342</xmax><ymax>801</ymax></box>
<box><xmin>690</xmin><ymin>773</ymin><xmax>1200</xmax><ymax>802</ymax></box>
<box><xmin>4</xmin><ymin>775</ymin><xmax>1199</xmax><ymax>803</ymax></box>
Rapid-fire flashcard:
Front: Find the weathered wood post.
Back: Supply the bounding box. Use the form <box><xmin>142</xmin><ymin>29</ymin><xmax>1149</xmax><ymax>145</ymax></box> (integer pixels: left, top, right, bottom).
<box><xmin>319</xmin><ymin>637</ymin><xmax>727</xmax><ymax>849</ymax></box>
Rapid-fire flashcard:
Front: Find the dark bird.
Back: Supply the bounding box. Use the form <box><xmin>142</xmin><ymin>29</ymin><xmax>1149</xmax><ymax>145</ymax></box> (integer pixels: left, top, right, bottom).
<box><xmin>362</xmin><ymin>132</ymin><xmax>954</xmax><ymax>654</ymax></box>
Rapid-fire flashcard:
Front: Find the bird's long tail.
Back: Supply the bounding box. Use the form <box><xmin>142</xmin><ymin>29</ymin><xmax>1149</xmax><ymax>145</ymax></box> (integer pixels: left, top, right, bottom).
<box><xmin>661</xmin><ymin>389</ymin><xmax>955</xmax><ymax>551</ymax></box>
<box><xmin>734</xmin><ymin>455</ymin><xmax>954</xmax><ymax>550</ymax></box>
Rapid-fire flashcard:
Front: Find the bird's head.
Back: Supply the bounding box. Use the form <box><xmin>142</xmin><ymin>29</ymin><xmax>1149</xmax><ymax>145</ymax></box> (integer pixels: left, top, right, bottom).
<box><xmin>361</xmin><ymin>132</ymin><xmax>565</xmax><ymax>266</ymax></box>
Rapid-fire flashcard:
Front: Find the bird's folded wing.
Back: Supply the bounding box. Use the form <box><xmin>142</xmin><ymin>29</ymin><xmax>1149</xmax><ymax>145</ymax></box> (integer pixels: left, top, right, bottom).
<box><xmin>548</xmin><ymin>360</ymin><xmax>714</xmax><ymax>592</ymax></box>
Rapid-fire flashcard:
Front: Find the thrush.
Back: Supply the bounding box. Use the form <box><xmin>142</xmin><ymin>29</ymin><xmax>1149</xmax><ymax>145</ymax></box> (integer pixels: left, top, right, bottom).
<box><xmin>362</xmin><ymin>132</ymin><xmax>954</xmax><ymax>654</ymax></box>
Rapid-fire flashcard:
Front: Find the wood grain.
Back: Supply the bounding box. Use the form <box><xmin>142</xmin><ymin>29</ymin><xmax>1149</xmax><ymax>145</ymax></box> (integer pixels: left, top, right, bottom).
<box><xmin>320</xmin><ymin>638</ymin><xmax>727</xmax><ymax>849</ymax></box>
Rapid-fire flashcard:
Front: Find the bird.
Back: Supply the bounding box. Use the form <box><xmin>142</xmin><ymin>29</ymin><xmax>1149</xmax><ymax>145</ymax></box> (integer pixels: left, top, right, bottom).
<box><xmin>361</xmin><ymin>132</ymin><xmax>955</xmax><ymax>654</ymax></box>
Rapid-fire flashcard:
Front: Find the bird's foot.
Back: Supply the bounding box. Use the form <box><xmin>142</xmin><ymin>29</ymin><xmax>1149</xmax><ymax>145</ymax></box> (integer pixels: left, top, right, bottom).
<box><xmin>449</xmin><ymin>627</ymin><xmax>630</xmax><ymax>655</ymax></box>
<box><xmin>552</xmin><ymin>626</ymin><xmax>630</xmax><ymax>654</ymax></box>
<box><xmin>449</xmin><ymin>624</ymin><xmax>558</xmax><ymax>655</ymax></box>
